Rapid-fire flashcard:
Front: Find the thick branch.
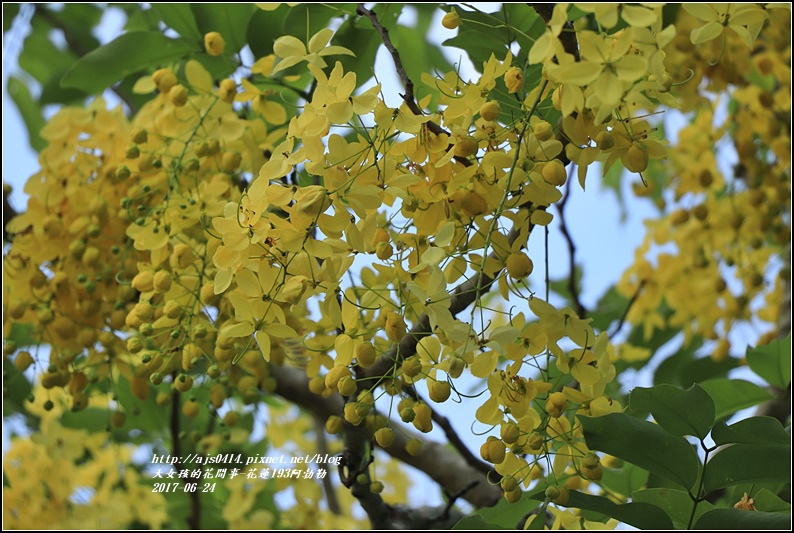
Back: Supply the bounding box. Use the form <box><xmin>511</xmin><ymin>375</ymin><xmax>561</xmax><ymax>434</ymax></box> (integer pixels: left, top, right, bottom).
<box><xmin>270</xmin><ymin>365</ymin><xmax>502</xmax><ymax>508</ymax></box>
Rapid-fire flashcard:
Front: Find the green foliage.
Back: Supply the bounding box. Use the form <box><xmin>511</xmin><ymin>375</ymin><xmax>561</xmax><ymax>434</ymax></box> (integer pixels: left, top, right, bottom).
<box><xmin>2</xmin><ymin>3</ymin><xmax>790</xmax><ymax>530</ymax></box>
<box><xmin>746</xmin><ymin>335</ymin><xmax>791</xmax><ymax>390</ymax></box>
<box><xmin>628</xmin><ymin>384</ymin><xmax>715</xmax><ymax>439</ymax></box>
<box><xmin>61</xmin><ymin>32</ymin><xmax>196</xmax><ymax>94</ymax></box>
<box><xmin>580</xmin><ymin>412</ymin><xmax>701</xmax><ymax>489</ymax></box>
<box><xmin>565</xmin><ymin>490</ymin><xmax>674</xmax><ymax>530</ymax></box>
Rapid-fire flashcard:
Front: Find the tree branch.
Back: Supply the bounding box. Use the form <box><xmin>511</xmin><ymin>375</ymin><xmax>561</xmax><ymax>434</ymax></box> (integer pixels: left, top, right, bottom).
<box><xmin>557</xmin><ymin>165</ymin><xmax>586</xmax><ymax>318</ymax></box>
<box><xmin>356</xmin><ymin>4</ymin><xmax>447</xmax><ymax>138</ymax></box>
<box><xmin>360</xmin><ymin>216</ymin><xmax>533</xmax><ymax>391</ymax></box>
<box><xmin>608</xmin><ymin>280</ymin><xmax>646</xmax><ymax>338</ymax></box>
<box><xmin>270</xmin><ymin>364</ymin><xmax>502</xmax><ymax>509</ymax></box>
<box><xmin>404</xmin><ymin>386</ymin><xmax>493</xmax><ymax>478</ymax></box>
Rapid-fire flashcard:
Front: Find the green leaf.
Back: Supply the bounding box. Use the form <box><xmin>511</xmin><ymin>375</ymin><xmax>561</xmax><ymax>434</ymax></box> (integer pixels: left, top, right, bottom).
<box><xmin>653</xmin><ymin>336</ymin><xmax>704</xmax><ymax>387</ymax></box>
<box><xmin>61</xmin><ymin>407</ymin><xmax>111</xmax><ymax>433</ymax></box>
<box><xmin>682</xmin><ymin>354</ymin><xmax>740</xmax><ymax>387</ymax></box>
<box><xmin>3</xmin><ymin>3</ymin><xmax>20</xmax><ymax>33</ymax></box>
<box><xmin>700</xmin><ymin>378</ymin><xmax>773</xmax><ymax>420</ymax></box>
<box><xmin>61</xmin><ymin>31</ymin><xmax>195</xmax><ymax>94</ymax></box>
<box><xmin>2</xmin><ymin>362</ymin><xmax>33</xmax><ymax>421</ymax></box>
<box><xmin>280</xmin><ymin>3</ymin><xmax>340</xmax><ymax>42</ymax></box>
<box><xmin>114</xmin><ymin>375</ymin><xmax>169</xmax><ymax>434</ymax></box>
<box><xmin>39</xmin><ymin>71</ymin><xmax>88</xmax><ymax>105</ymax></box>
<box><xmin>471</xmin><ymin>489</ymin><xmax>544</xmax><ymax>529</ymax></box>
<box><xmin>191</xmin><ymin>4</ymin><xmax>256</xmax><ymax>53</ymax></box>
<box><xmin>600</xmin><ymin>461</ymin><xmax>649</xmax><ymax>500</ymax></box>
<box><xmin>711</xmin><ymin>416</ymin><xmax>790</xmax><ymax>446</ymax></box>
<box><xmin>152</xmin><ymin>4</ymin><xmax>201</xmax><ymax>40</ymax></box>
<box><xmin>246</xmin><ymin>5</ymin><xmax>289</xmax><ymax>58</ymax></box>
<box><xmin>19</xmin><ymin>17</ymin><xmax>79</xmax><ymax>85</ymax></box>
<box><xmin>452</xmin><ymin>515</ymin><xmax>506</xmax><ymax>530</ymax></box>
<box><xmin>579</xmin><ymin>413</ymin><xmax>700</xmax><ymax>489</ymax></box>
<box><xmin>565</xmin><ymin>490</ymin><xmax>674</xmax><ymax>530</ymax></box>
<box><xmin>746</xmin><ymin>335</ymin><xmax>791</xmax><ymax>389</ymax></box>
<box><xmin>753</xmin><ymin>488</ymin><xmax>792</xmax><ymax>513</ymax></box>
<box><xmin>443</xmin><ymin>4</ymin><xmax>543</xmax><ymax>74</ymax></box>
<box><xmin>632</xmin><ymin>488</ymin><xmax>713</xmax><ymax>529</ymax></box>
<box><xmin>6</xmin><ymin>77</ymin><xmax>46</xmax><ymax>152</ymax></box>
<box><xmin>6</xmin><ymin>322</ymin><xmax>38</xmax><ymax>348</ymax></box>
<box><xmin>703</xmin><ymin>442</ymin><xmax>791</xmax><ymax>493</ymax></box>
<box><xmin>628</xmin><ymin>384</ymin><xmax>715</xmax><ymax>439</ymax></box>
<box><xmin>46</xmin><ymin>4</ymin><xmax>102</xmax><ymax>53</ymax></box>
<box><xmin>694</xmin><ymin>508</ymin><xmax>791</xmax><ymax>530</ymax></box>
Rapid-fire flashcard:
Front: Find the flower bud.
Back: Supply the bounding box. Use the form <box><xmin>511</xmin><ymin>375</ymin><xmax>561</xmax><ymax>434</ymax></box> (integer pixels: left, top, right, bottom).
<box><xmin>385</xmin><ymin>312</ymin><xmax>406</xmax><ymax>342</ymax></box>
<box><xmin>337</xmin><ymin>375</ymin><xmax>357</xmax><ymax>396</ymax></box>
<box><xmin>624</xmin><ymin>142</ymin><xmax>649</xmax><ymax>173</ymax></box>
<box><xmin>169</xmin><ymin>84</ymin><xmax>189</xmax><ymax>107</ymax></box>
<box><xmin>375</xmin><ymin>427</ymin><xmax>395</xmax><ymax>448</ymax></box>
<box><xmin>428</xmin><ymin>380</ymin><xmax>451</xmax><ymax>403</ymax></box>
<box><xmin>442</xmin><ymin>9</ymin><xmax>461</xmax><ymax>29</ymax></box>
<box><xmin>355</xmin><ymin>342</ymin><xmax>377</xmax><ymax>367</ymax></box>
<box><xmin>344</xmin><ymin>402</ymin><xmax>363</xmax><ymax>425</ymax></box>
<box><xmin>153</xmin><ymin>68</ymin><xmax>177</xmax><ymax>94</ymax></box>
<box><xmin>326</xmin><ymin>415</ymin><xmax>344</xmax><ymax>434</ymax></box>
<box><xmin>204</xmin><ymin>31</ymin><xmax>225</xmax><ymax>56</ymax></box>
<box><xmin>533</xmin><ymin>121</ymin><xmax>554</xmax><ymax>141</ymax></box>
<box><xmin>153</xmin><ymin>270</ymin><xmax>172</xmax><ymax>293</ymax></box>
<box><xmin>480</xmin><ymin>101</ymin><xmax>501</xmax><ymax>121</ymax></box>
<box><xmin>545</xmin><ymin>486</ymin><xmax>569</xmax><ymax>505</ymax></box>
<box><xmin>504</xmin><ymin>67</ymin><xmax>524</xmax><ymax>94</ymax></box>
<box><xmin>454</xmin><ymin>137</ymin><xmax>478</xmax><ymax>158</ymax></box>
<box><xmin>325</xmin><ymin>366</ymin><xmax>352</xmax><ymax>390</ymax></box>
<box><xmin>182</xmin><ymin>398</ymin><xmax>200</xmax><ymax>418</ymax></box>
<box><xmin>542</xmin><ymin>160</ymin><xmax>567</xmax><ymax>186</ymax></box>
<box><xmin>401</xmin><ymin>356</ymin><xmax>422</xmax><ymax>378</ymax></box>
<box><xmin>546</xmin><ymin>391</ymin><xmax>568</xmax><ymax>418</ymax></box>
<box><xmin>412</xmin><ymin>403</ymin><xmax>432</xmax><ymax>433</ymax></box>
<box><xmin>219</xmin><ymin>79</ymin><xmax>237</xmax><ymax>103</ymax></box>
<box><xmin>506</xmin><ymin>252</ymin><xmax>533</xmax><ymax>279</ymax></box>
<box><xmin>405</xmin><ymin>438</ymin><xmax>422</xmax><ymax>456</ymax></box>
<box><xmin>375</xmin><ymin>241</ymin><xmax>393</xmax><ymax>261</ymax></box>
<box><xmin>500</xmin><ymin>421</ymin><xmax>520</xmax><ymax>444</ymax></box>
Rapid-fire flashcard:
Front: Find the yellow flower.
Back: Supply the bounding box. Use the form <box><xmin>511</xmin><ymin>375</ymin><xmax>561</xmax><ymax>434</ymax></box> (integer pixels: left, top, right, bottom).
<box><xmin>236</xmin><ymin>79</ymin><xmax>287</xmax><ymax>124</ymax></box>
<box><xmin>204</xmin><ymin>31</ymin><xmax>225</xmax><ymax>56</ymax></box>
<box><xmin>504</xmin><ymin>67</ymin><xmax>524</xmax><ymax>94</ymax></box>
<box><xmin>273</xmin><ymin>28</ymin><xmax>354</xmax><ymax>73</ymax></box>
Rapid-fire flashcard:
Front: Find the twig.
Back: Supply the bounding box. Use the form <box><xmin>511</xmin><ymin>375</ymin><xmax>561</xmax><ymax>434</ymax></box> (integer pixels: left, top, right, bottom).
<box><xmin>436</xmin><ymin>480</ymin><xmax>480</xmax><ymax>522</ymax></box>
<box><xmin>556</xmin><ymin>165</ymin><xmax>586</xmax><ymax>318</ymax></box>
<box><xmin>355</xmin><ymin>4</ymin><xmax>447</xmax><ymax>138</ymax></box>
<box><xmin>404</xmin><ymin>386</ymin><xmax>493</xmax><ymax>477</ymax></box>
<box><xmin>608</xmin><ymin>280</ymin><xmax>646</xmax><ymax>338</ymax></box>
